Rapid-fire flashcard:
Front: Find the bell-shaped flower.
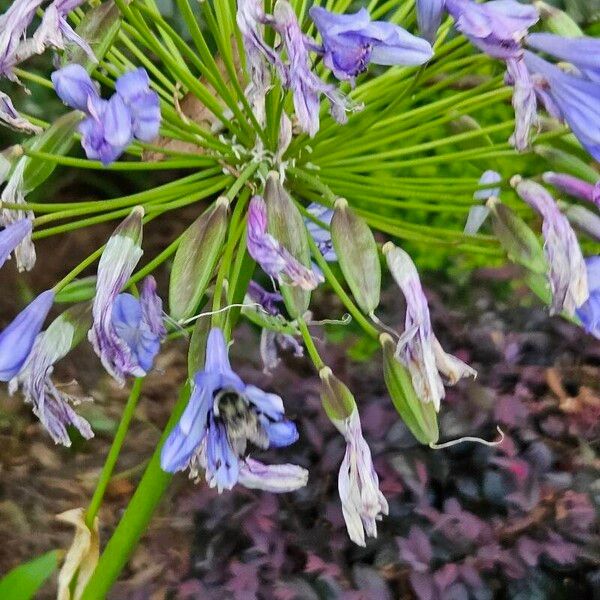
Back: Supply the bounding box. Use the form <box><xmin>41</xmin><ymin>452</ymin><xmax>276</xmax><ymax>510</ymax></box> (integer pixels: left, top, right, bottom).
<box><xmin>383</xmin><ymin>243</ymin><xmax>475</xmax><ymax>411</ymax></box>
<box><xmin>305</xmin><ymin>202</ymin><xmax>337</xmax><ymax>262</ymax></box>
<box><xmin>52</xmin><ymin>64</ymin><xmax>100</xmax><ymax>112</ymax></box>
<box><xmin>309</xmin><ymin>6</ymin><xmax>432</xmax><ymax>84</ymax></box>
<box><xmin>0</xmin><ymin>219</ymin><xmax>32</xmax><ymax>270</ymax></box>
<box><xmin>247</xmin><ymin>196</ymin><xmax>322</xmax><ymax>290</ymax></box>
<box><xmin>512</xmin><ymin>176</ymin><xmax>588</xmax><ymax>316</ymax></box>
<box><xmin>416</xmin><ymin>0</ymin><xmax>446</xmax><ymax>43</ymax></box>
<box><xmin>9</xmin><ymin>303</ymin><xmax>93</xmax><ymax>446</ymax></box>
<box><xmin>335</xmin><ymin>408</ymin><xmax>388</xmax><ymax>546</ymax></box>
<box><xmin>161</xmin><ymin>327</ymin><xmax>305</xmax><ymax>493</ymax></box>
<box><xmin>0</xmin><ymin>289</ymin><xmax>55</xmax><ymax>382</ymax></box>
<box><xmin>576</xmin><ymin>257</ymin><xmax>600</xmax><ymax>339</ymax></box>
<box><xmin>523</xmin><ymin>51</ymin><xmax>600</xmax><ymax>161</ymax></box>
<box><xmin>543</xmin><ymin>172</ymin><xmax>600</xmax><ymax>209</ymax></box>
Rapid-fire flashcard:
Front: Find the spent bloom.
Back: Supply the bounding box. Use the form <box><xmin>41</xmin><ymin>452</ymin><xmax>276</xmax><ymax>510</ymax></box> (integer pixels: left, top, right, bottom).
<box><xmin>0</xmin><ymin>219</ymin><xmax>32</xmax><ymax>270</ymax></box>
<box><xmin>512</xmin><ymin>176</ymin><xmax>588</xmax><ymax>316</ymax></box>
<box><xmin>543</xmin><ymin>172</ymin><xmax>600</xmax><ymax>209</ymax></box>
<box><xmin>465</xmin><ymin>170</ymin><xmax>501</xmax><ymax>235</ymax></box>
<box><xmin>0</xmin><ymin>289</ymin><xmax>55</xmax><ymax>382</ymax></box>
<box><xmin>383</xmin><ymin>243</ymin><xmax>475</xmax><ymax>411</ymax></box>
<box><xmin>161</xmin><ymin>327</ymin><xmax>306</xmax><ymax>492</ymax></box>
<box><xmin>309</xmin><ymin>6</ymin><xmax>432</xmax><ymax>84</ymax></box>
<box><xmin>576</xmin><ymin>257</ymin><xmax>600</xmax><ymax>340</ymax></box>
<box><xmin>247</xmin><ymin>196</ymin><xmax>322</xmax><ymax>290</ymax></box>
<box><xmin>0</xmin><ymin>91</ymin><xmax>42</xmax><ymax>133</ymax></box>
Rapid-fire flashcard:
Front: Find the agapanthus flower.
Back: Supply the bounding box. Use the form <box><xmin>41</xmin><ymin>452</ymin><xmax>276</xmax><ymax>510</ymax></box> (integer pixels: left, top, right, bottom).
<box><xmin>0</xmin><ymin>289</ymin><xmax>55</xmax><ymax>381</ymax></box>
<box><xmin>161</xmin><ymin>327</ymin><xmax>306</xmax><ymax>493</ymax></box>
<box><xmin>523</xmin><ymin>51</ymin><xmax>600</xmax><ymax>161</ymax></box>
<box><xmin>416</xmin><ymin>0</ymin><xmax>446</xmax><ymax>43</ymax></box>
<box><xmin>309</xmin><ymin>6</ymin><xmax>432</xmax><ymax>84</ymax></box>
<box><xmin>51</xmin><ymin>64</ymin><xmax>99</xmax><ymax>112</ymax></box>
<box><xmin>9</xmin><ymin>304</ymin><xmax>93</xmax><ymax>446</ymax></box>
<box><xmin>0</xmin><ymin>219</ymin><xmax>32</xmax><ymax>270</ymax></box>
<box><xmin>383</xmin><ymin>243</ymin><xmax>475</xmax><ymax>411</ymax></box>
<box><xmin>0</xmin><ymin>91</ymin><xmax>42</xmax><ymax>133</ymax></box>
<box><xmin>247</xmin><ymin>196</ymin><xmax>323</xmax><ymax>290</ymax></box>
<box><xmin>304</xmin><ymin>202</ymin><xmax>337</xmax><ymax>262</ymax></box>
<box><xmin>247</xmin><ymin>280</ymin><xmax>283</xmax><ymax>316</ymax></box>
<box><xmin>512</xmin><ymin>176</ymin><xmax>588</xmax><ymax>316</ymax></box>
<box><xmin>576</xmin><ymin>257</ymin><xmax>600</xmax><ymax>339</ymax></box>
<box><xmin>543</xmin><ymin>172</ymin><xmax>600</xmax><ymax>209</ymax></box>
<box><xmin>505</xmin><ymin>56</ymin><xmax>537</xmax><ymax>151</ymax></box>
<box><xmin>335</xmin><ymin>408</ymin><xmax>388</xmax><ymax>546</ymax></box>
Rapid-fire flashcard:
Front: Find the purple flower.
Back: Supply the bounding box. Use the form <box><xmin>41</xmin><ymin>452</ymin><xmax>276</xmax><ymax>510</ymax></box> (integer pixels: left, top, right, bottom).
<box><xmin>0</xmin><ymin>290</ymin><xmax>54</xmax><ymax>381</ymax></box>
<box><xmin>416</xmin><ymin>0</ymin><xmax>446</xmax><ymax>43</ymax></box>
<box><xmin>305</xmin><ymin>202</ymin><xmax>337</xmax><ymax>262</ymax></box>
<box><xmin>506</xmin><ymin>56</ymin><xmax>537</xmax><ymax>151</ymax></box>
<box><xmin>524</xmin><ymin>51</ymin><xmax>600</xmax><ymax>161</ymax></box>
<box><xmin>576</xmin><ymin>257</ymin><xmax>600</xmax><ymax>339</ymax></box>
<box><xmin>0</xmin><ymin>219</ymin><xmax>32</xmax><ymax>270</ymax></box>
<box><xmin>259</xmin><ymin>328</ymin><xmax>303</xmax><ymax>375</ymax></box>
<box><xmin>238</xmin><ymin>457</ymin><xmax>308</xmax><ymax>492</ymax></box>
<box><xmin>543</xmin><ymin>172</ymin><xmax>600</xmax><ymax>209</ymax></box>
<box><xmin>52</xmin><ymin>64</ymin><xmax>99</xmax><ymax>112</ymax></box>
<box><xmin>246</xmin><ymin>280</ymin><xmax>283</xmax><ymax>316</ymax></box>
<box><xmin>309</xmin><ymin>6</ymin><xmax>432</xmax><ymax>83</ymax></box>
<box><xmin>526</xmin><ymin>33</ymin><xmax>600</xmax><ymax>83</ymax></box>
<box><xmin>512</xmin><ymin>176</ymin><xmax>588</xmax><ymax>316</ymax></box>
<box><xmin>247</xmin><ymin>196</ymin><xmax>323</xmax><ymax>290</ymax></box>
<box><xmin>465</xmin><ymin>170</ymin><xmax>501</xmax><ymax>235</ymax></box>
<box><xmin>161</xmin><ymin>327</ymin><xmax>305</xmax><ymax>492</ymax></box>
<box><xmin>0</xmin><ymin>91</ymin><xmax>42</xmax><ymax>133</ymax></box>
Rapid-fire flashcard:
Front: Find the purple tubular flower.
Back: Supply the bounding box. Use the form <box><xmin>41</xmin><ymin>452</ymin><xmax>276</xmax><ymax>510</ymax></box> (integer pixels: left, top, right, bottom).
<box><xmin>543</xmin><ymin>172</ymin><xmax>600</xmax><ymax>209</ymax></box>
<box><xmin>0</xmin><ymin>219</ymin><xmax>32</xmax><ymax>270</ymax></box>
<box><xmin>305</xmin><ymin>202</ymin><xmax>336</xmax><ymax>262</ymax></box>
<box><xmin>115</xmin><ymin>68</ymin><xmax>161</xmax><ymax>141</ymax></box>
<box><xmin>0</xmin><ymin>290</ymin><xmax>54</xmax><ymax>382</ymax></box>
<box><xmin>247</xmin><ymin>196</ymin><xmax>322</xmax><ymax>290</ymax></box>
<box><xmin>309</xmin><ymin>6</ymin><xmax>432</xmax><ymax>84</ymax></box>
<box><xmin>512</xmin><ymin>176</ymin><xmax>588</xmax><ymax>316</ymax></box>
<box><xmin>51</xmin><ymin>64</ymin><xmax>99</xmax><ymax>112</ymax></box>
<box><xmin>576</xmin><ymin>257</ymin><xmax>600</xmax><ymax>339</ymax></box>
<box><xmin>445</xmin><ymin>0</ymin><xmax>538</xmax><ymax>59</ymax></box>
<box><xmin>416</xmin><ymin>0</ymin><xmax>446</xmax><ymax>43</ymax></box>
<box><xmin>526</xmin><ymin>33</ymin><xmax>600</xmax><ymax>83</ymax></box>
<box><xmin>524</xmin><ymin>51</ymin><xmax>600</xmax><ymax>161</ymax></box>
<box><xmin>161</xmin><ymin>327</ymin><xmax>304</xmax><ymax>493</ymax></box>
<box><xmin>247</xmin><ymin>280</ymin><xmax>283</xmax><ymax>316</ymax></box>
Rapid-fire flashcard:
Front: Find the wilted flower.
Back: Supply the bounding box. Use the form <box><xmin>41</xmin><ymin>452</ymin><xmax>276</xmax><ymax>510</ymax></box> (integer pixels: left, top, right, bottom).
<box><xmin>335</xmin><ymin>407</ymin><xmax>388</xmax><ymax>546</ymax></box>
<box><xmin>161</xmin><ymin>327</ymin><xmax>304</xmax><ymax>492</ymax></box>
<box><xmin>0</xmin><ymin>91</ymin><xmax>42</xmax><ymax>133</ymax></box>
<box><xmin>309</xmin><ymin>6</ymin><xmax>432</xmax><ymax>84</ymax></box>
<box><xmin>259</xmin><ymin>327</ymin><xmax>303</xmax><ymax>374</ymax></box>
<box><xmin>247</xmin><ymin>280</ymin><xmax>283</xmax><ymax>316</ymax></box>
<box><xmin>576</xmin><ymin>257</ymin><xmax>600</xmax><ymax>339</ymax></box>
<box><xmin>512</xmin><ymin>176</ymin><xmax>588</xmax><ymax>316</ymax></box>
<box><xmin>238</xmin><ymin>457</ymin><xmax>308</xmax><ymax>492</ymax></box>
<box><xmin>383</xmin><ymin>242</ymin><xmax>475</xmax><ymax>410</ymax></box>
<box><xmin>247</xmin><ymin>196</ymin><xmax>322</xmax><ymax>290</ymax></box>
<box><xmin>543</xmin><ymin>172</ymin><xmax>600</xmax><ymax>209</ymax></box>
<box><xmin>0</xmin><ymin>289</ymin><xmax>55</xmax><ymax>382</ymax></box>
<box><xmin>416</xmin><ymin>0</ymin><xmax>446</xmax><ymax>43</ymax></box>
<box><xmin>0</xmin><ymin>219</ymin><xmax>32</xmax><ymax>270</ymax></box>
<box><xmin>505</xmin><ymin>56</ymin><xmax>537</xmax><ymax>151</ymax></box>
<box><xmin>304</xmin><ymin>202</ymin><xmax>337</xmax><ymax>262</ymax></box>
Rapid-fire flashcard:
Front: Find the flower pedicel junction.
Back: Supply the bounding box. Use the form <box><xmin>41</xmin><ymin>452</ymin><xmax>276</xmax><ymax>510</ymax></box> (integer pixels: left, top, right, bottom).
<box><xmin>0</xmin><ymin>0</ymin><xmax>599</xmax><ymax>596</ymax></box>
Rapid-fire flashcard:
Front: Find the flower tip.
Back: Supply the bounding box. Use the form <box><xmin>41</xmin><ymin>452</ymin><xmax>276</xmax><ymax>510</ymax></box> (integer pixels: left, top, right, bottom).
<box><xmin>216</xmin><ymin>196</ymin><xmax>230</xmax><ymax>209</ymax></box>
<box><xmin>266</xmin><ymin>170</ymin><xmax>280</xmax><ymax>184</ymax></box>
<box><xmin>510</xmin><ymin>175</ymin><xmax>523</xmax><ymax>188</ymax></box>
<box><xmin>334</xmin><ymin>197</ymin><xmax>348</xmax><ymax>210</ymax></box>
<box><xmin>381</xmin><ymin>241</ymin><xmax>395</xmax><ymax>255</ymax></box>
<box><xmin>318</xmin><ymin>366</ymin><xmax>333</xmax><ymax>380</ymax></box>
<box><xmin>485</xmin><ymin>195</ymin><xmax>500</xmax><ymax>208</ymax></box>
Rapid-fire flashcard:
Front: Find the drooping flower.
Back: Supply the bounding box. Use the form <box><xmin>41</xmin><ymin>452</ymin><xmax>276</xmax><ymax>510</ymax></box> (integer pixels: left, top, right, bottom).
<box><xmin>576</xmin><ymin>257</ymin><xmax>600</xmax><ymax>339</ymax></box>
<box><xmin>309</xmin><ymin>6</ymin><xmax>432</xmax><ymax>84</ymax></box>
<box><xmin>416</xmin><ymin>0</ymin><xmax>446</xmax><ymax>43</ymax></box>
<box><xmin>0</xmin><ymin>219</ymin><xmax>32</xmax><ymax>270</ymax></box>
<box><xmin>335</xmin><ymin>408</ymin><xmax>388</xmax><ymax>546</ymax></box>
<box><xmin>0</xmin><ymin>289</ymin><xmax>55</xmax><ymax>382</ymax></box>
<box><xmin>9</xmin><ymin>303</ymin><xmax>93</xmax><ymax>446</ymax></box>
<box><xmin>247</xmin><ymin>196</ymin><xmax>322</xmax><ymax>290</ymax></box>
<box><xmin>383</xmin><ymin>242</ymin><xmax>475</xmax><ymax>411</ymax></box>
<box><xmin>304</xmin><ymin>202</ymin><xmax>337</xmax><ymax>262</ymax></box>
<box><xmin>543</xmin><ymin>172</ymin><xmax>600</xmax><ymax>209</ymax></box>
<box><xmin>161</xmin><ymin>327</ymin><xmax>305</xmax><ymax>493</ymax></box>
<box><xmin>512</xmin><ymin>176</ymin><xmax>588</xmax><ymax>316</ymax></box>
<box><xmin>0</xmin><ymin>91</ymin><xmax>42</xmax><ymax>133</ymax></box>
<box><xmin>523</xmin><ymin>51</ymin><xmax>600</xmax><ymax>161</ymax></box>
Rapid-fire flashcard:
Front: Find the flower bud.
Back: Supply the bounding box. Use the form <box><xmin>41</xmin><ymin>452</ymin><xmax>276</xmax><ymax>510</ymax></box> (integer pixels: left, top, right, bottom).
<box><xmin>380</xmin><ymin>333</ymin><xmax>439</xmax><ymax>445</ymax></box>
<box><xmin>169</xmin><ymin>197</ymin><xmax>229</xmax><ymax>321</ymax></box>
<box><xmin>319</xmin><ymin>367</ymin><xmax>356</xmax><ymax>422</ymax></box>
<box><xmin>264</xmin><ymin>171</ymin><xmax>313</xmax><ymax>318</ymax></box>
<box><xmin>534</xmin><ymin>145</ymin><xmax>600</xmax><ymax>185</ymax></box>
<box><xmin>331</xmin><ymin>198</ymin><xmax>381</xmax><ymax>315</ymax></box>
<box><xmin>533</xmin><ymin>1</ymin><xmax>583</xmax><ymax>37</ymax></box>
<box><xmin>486</xmin><ymin>197</ymin><xmax>547</xmax><ymax>275</ymax></box>
<box><xmin>543</xmin><ymin>172</ymin><xmax>600</xmax><ymax>207</ymax></box>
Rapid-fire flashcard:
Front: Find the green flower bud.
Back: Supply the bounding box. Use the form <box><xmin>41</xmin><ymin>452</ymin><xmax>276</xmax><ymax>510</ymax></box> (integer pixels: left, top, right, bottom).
<box><xmin>169</xmin><ymin>197</ymin><xmax>229</xmax><ymax>321</ymax></box>
<box><xmin>319</xmin><ymin>367</ymin><xmax>356</xmax><ymax>422</ymax></box>
<box><xmin>534</xmin><ymin>145</ymin><xmax>599</xmax><ymax>184</ymax></box>
<box><xmin>534</xmin><ymin>1</ymin><xmax>584</xmax><ymax>37</ymax></box>
<box><xmin>380</xmin><ymin>334</ymin><xmax>439</xmax><ymax>445</ymax></box>
<box><xmin>331</xmin><ymin>198</ymin><xmax>381</xmax><ymax>315</ymax></box>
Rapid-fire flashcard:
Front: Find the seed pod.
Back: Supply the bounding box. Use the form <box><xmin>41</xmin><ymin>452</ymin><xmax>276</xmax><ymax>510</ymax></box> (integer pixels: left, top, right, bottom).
<box><xmin>486</xmin><ymin>197</ymin><xmax>547</xmax><ymax>275</ymax></box>
<box><xmin>331</xmin><ymin>198</ymin><xmax>381</xmax><ymax>315</ymax></box>
<box><xmin>169</xmin><ymin>197</ymin><xmax>229</xmax><ymax>321</ymax></box>
<box><xmin>534</xmin><ymin>1</ymin><xmax>583</xmax><ymax>37</ymax></box>
<box><xmin>264</xmin><ymin>172</ymin><xmax>312</xmax><ymax>318</ymax></box>
<box><xmin>534</xmin><ymin>145</ymin><xmax>599</xmax><ymax>184</ymax></box>
<box><xmin>319</xmin><ymin>367</ymin><xmax>356</xmax><ymax>422</ymax></box>
<box><xmin>380</xmin><ymin>334</ymin><xmax>439</xmax><ymax>445</ymax></box>
<box><xmin>44</xmin><ymin>303</ymin><xmax>93</xmax><ymax>359</ymax></box>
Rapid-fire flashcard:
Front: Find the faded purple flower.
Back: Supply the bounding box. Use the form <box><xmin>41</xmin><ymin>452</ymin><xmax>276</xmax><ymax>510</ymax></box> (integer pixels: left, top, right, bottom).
<box><xmin>543</xmin><ymin>172</ymin><xmax>600</xmax><ymax>209</ymax></box>
<box><xmin>259</xmin><ymin>327</ymin><xmax>303</xmax><ymax>375</ymax></box>
<box><xmin>416</xmin><ymin>0</ymin><xmax>446</xmax><ymax>43</ymax></box>
<box><xmin>309</xmin><ymin>6</ymin><xmax>432</xmax><ymax>84</ymax></box>
<box><xmin>335</xmin><ymin>408</ymin><xmax>388</xmax><ymax>546</ymax></box>
<box><xmin>161</xmin><ymin>327</ymin><xmax>305</xmax><ymax>493</ymax></box>
<box><xmin>52</xmin><ymin>63</ymin><xmax>99</xmax><ymax>112</ymax></box>
<box><xmin>576</xmin><ymin>256</ymin><xmax>600</xmax><ymax>339</ymax></box>
<box><xmin>305</xmin><ymin>202</ymin><xmax>337</xmax><ymax>262</ymax></box>
<box><xmin>512</xmin><ymin>176</ymin><xmax>588</xmax><ymax>316</ymax></box>
<box><xmin>0</xmin><ymin>219</ymin><xmax>32</xmax><ymax>270</ymax></box>
<box><xmin>506</xmin><ymin>56</ymin><xmax>536</xmax><ymax>151</ymax></box>
<box><xmin>0</xmin><ymin>289</ymin><xmax>54</xmax><ymax>382</ymax></box>
<box><xmin>0</xmin><ymin>91</ymin><xmax>42</xmax><ymax>133</ymax></box>
<box><xmin>247</xmin><ymin>280</ymin><xmax>283</xmax><ymax>316</ymax></box>
<box><xmin>247</xmin><ymin>196</ymin><xmax>322</xmax><ymax>290</ymax></box>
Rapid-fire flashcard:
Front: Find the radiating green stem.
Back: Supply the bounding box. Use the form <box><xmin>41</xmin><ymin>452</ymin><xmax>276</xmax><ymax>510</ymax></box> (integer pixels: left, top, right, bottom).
<box><xmin>297</xmin><ymin>319</ymin><xmax>325</xmax><ymax>370</ymax></box>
